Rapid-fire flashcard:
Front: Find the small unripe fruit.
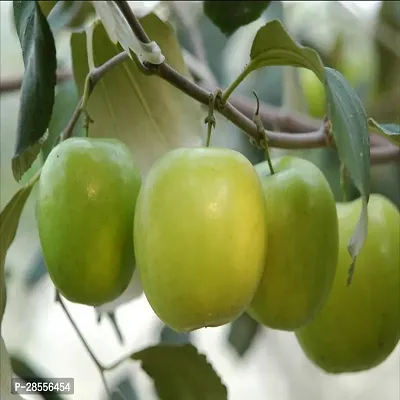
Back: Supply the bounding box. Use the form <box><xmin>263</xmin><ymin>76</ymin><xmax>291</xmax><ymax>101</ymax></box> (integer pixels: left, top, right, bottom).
<box><xmin>37</xmin><ymin>138</ymin><xmax>142</xmax><ymax>306</ymax></box>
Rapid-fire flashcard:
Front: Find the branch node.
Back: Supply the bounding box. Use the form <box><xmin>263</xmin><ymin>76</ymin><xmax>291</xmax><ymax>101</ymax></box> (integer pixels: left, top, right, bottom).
<box><xmin>323</xmin><ymin>116</ymin><xmax>335</xmax><ymax>147</ymax></box>
<box><xmin>252</xmin><ymin>91</ymin><xmax>274</xmax><ymax>174</ymax></box>
<box><xmin>205</xmin><ymin>90</ymin><xmax>220</xmax><ymax>147</ymax></box>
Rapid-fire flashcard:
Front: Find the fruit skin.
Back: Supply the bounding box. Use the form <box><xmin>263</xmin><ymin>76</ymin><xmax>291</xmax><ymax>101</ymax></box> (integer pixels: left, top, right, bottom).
<box><xmin>247</xmin><ymin>156</ymin><xmax>338</xmax><ymax>331</ymax></box>
<box><xmin>37</xmin><ymin>138</ymin><xmax>142</xmax><ymax>306</ymax></box>
<box><xmin>296</xmin><ymin>195</ymin><xmax>400</xmax><ymax>373</ymax></box>
<box><xmin>134</xmin><ymin>147</ymin><xmax>267</xmax><ymax>332</ymax></box>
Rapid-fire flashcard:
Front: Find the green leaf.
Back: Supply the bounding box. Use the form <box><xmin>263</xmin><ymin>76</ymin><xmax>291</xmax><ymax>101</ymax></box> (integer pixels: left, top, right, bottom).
<box><xmin>368</xmin><ymin>119</ymin><xmax>400</xmax><ymax>147</ymax></box>
<box><xmin>12</xmin><ymin>0</ymin><xmax>57</xmax><ymax>182</ymax></box>
<box><xmin>39</xmin><ymin>0</ymin><xmax>95</xmax><ymax>31</ymax></box>
<box><xmin>71</xmin><ymin>14</ymin><xmax>203</xmax><ymax>176</ymax></box>
<box><xmin>10</xmin><ymin>355</ymin><xmax>64</xmax><ymax>400</ymax></box>
<box><xmin>221</xmin><ymin>18</ymin><xmax>371</xmax><ymax>274</ymax></box>
<box><xmin>227</xmin><ymin>313</ymin><xmax>261</xmax><ymax>357</ymax></box>
<box><xmin>47</xmin><ymin>0</ymin><xmax>95</xmax><ymax>32</ymax></box>
<box><xmin>90</xmin><ymin>1</ymin><xmax>164</xmax><ymax>64</ymax></box>
<box><xmin>203</xmin><ymin>1</ymin><xmax>271</xmax><ymax>36</ymax></box>
<box><xmin>222</xmin><ymin>19</ymin><xmax>325</xmax><ymax>100</ymax></box>
<box><xmin>0</xmin><ymin>173</ymin><xmax>40</xmax><ymax>324</ymax></box>
<box><xmin>1</xmin><ymin>337</ymin><xmax>24</xmax><ymax>399</ymax></box>
<box><xmin>249</xmin><ymin>20</ymin><xmax>324</xmax><ymax>79</ymax></box>
<box><xmin>132</xmin><ymin>344</ymin><xmax>228</xmax><ymax>400</ymax></box>
<box><xmin>42</xmin><ymin>79</ymin><xmax>84</xmax><ymax>162</ymax></box>
<box><xmin>324</xmin><ymin>67</ymin><xmax>370</xmax><ymax>266</ymax></box>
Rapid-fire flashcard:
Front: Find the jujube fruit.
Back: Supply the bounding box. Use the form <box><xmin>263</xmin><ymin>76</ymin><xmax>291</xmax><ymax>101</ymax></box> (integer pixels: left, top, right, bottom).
<box><xmin>247</xmin><ymin>156</ymin><xmax>338</xmax><ymax>331</ymax></box>
<box><xmin>37</xmin><ymin>137</ymin><xmax>142</xmax><ymax>306</ymax></box>
<box><xmin>134</xmin><ymin>147</ymin><xmax>267</xmax><ymax>332</ymax></box>
<box><xmin>296</xmin><ymin>194</ymin><xmax>400</xmax><ymax>373</ymax></box>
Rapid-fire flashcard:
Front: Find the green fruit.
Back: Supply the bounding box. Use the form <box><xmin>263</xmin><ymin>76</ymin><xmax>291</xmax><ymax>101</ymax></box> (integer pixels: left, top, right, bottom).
<box><xmin>247</xmin><ymin>156</ymin><xmax>338</xmax><ymax>331</ymax></box>
<box><xmin>37</xmin><ymin>138</ymin><xmax>142</xmax><ymax>306</ymax></box>
<box><xmin>134</xmin><ymin>147</ymin><xmax>267</xmax><ymax>332</ymax></box>
<box><xmin>296</xmin><ymin>195</ymin><xmax>400</xmax><ymax>373</ymax></box>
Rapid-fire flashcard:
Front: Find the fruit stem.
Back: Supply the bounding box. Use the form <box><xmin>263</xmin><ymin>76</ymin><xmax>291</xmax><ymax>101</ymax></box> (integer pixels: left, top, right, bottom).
<box><xmin>253</xmin><ymin>91</ymin><xmax>275</xmax><ymax>174</ymax></box>
<box><xmin>55</xmin><ymin>291</ymin><xmax>111</xmax><ymax>398</ymax></box>
<box><xmin>221</xmin><ymin>67</ymin><xmax>250</xmax><ymax>104</ymax></box>
<box><xmin>205</xmin><ymin>90</ymin><xmax>219</xmax><ymax>147</ymax></box>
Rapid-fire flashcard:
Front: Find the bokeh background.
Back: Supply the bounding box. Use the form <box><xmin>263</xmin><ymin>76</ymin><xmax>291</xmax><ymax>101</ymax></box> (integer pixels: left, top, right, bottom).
<box><xmin>1</xmin><ymin>1</ymin><xmax>399</xmax><ymax>399</ymax></box>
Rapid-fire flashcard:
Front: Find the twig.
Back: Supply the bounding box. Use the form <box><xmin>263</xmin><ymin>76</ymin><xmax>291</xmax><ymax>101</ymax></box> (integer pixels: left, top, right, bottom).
<box><xmin>55</xmin><ymin>292</ymin><xmax>111</xmax><ymax>398</ymax></box>
<box><xmin>0</xmin><ymin>69</ymin><xmax>72</xmax><ymax>93</ymax></box>
<box><xmin>114</xmin><ymin>1</ymin><xmax>150</xmax><ymax>42</ymax></box>
<box><xmin>0</xmin><ymin>21</ymin><xmax>398</xmax><ymax>164</ymax></box>
<box><xmin>113</xmin><ymin>1</ymin><xmax>400</xmax><ymax>164</ymax></box>
<box><xmin>62</xmin><ymin>51</ymin><xmax>130</xmax><ymax>140</ymax></box>
<box><xmin>253</xmin><ymin>91</ymin><xmax>274</xmax><ymax>174</ymax></box>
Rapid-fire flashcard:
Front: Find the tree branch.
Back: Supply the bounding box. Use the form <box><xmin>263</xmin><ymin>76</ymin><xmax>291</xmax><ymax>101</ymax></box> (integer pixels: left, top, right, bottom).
<box><xmin>55</xmin><ymin>292</ymin><xmax>111</xmax><ymax>397</ymax></box>
<box><xmin>62</xmin><ymin>51</ymin><xmax>130</xmax><ymax>140</ymax></box>
<box><xmin>113</xmin><ymin>1</ymin><xmax>400</xmax><ymax>165</ymax></box>
<box><xmin>0</xmin><ymin>69</ymin><xmax>72</xmax><ymax>93</ymax></box>
<box><xmin>1</xmin><ymin>11</ymin><xmax>398</xmax><ymax>164</ymax></box>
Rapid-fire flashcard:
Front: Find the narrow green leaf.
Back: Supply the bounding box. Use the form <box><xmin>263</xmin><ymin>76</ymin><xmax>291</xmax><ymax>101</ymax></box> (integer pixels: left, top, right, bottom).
<box><xmin>132</xmin><ymin>344</ymin><xmax>228</xmax><ymax>400</ymax></box>
<box><xmin>71</xmin><ymin>14</ymin><xmax>203</xmax><ymax>176</ymax></box>
<box><xmin>90</xmin><ymin>1</ymin><xmax>164</xmax><ymax>64</ymax></box>
<box><xmin>227</xmin><ymin>313</ymin><xmax>261</xmax><ymax>358</ymax></box>
<box><xmin>249</xmin><ymin>20</ymin><xmax>325</xmax><ymax>79</ymax></box>
<box><xmin>0</xmin><ymin>173</ymin><xmax>40</xmax><ymax>323</ymax></box>
<box><xmin>368</xmin><ymin>119</ymin><xmax>400</xmax><ymax>147</ymax></box>
<box><xmin>203</xmin><ymin>1</ymin><xmax>271</xmax><ymax>36</ymax></box>
<box><xmin>12</xmin><ymin>0</ymin><xmax>57</xmax><ymax>182</ymax></box>
<box><xmin>324</xmin><ymin>67</ymin><xmax>370</xmax><ymax>266</ymax></box>
<box><xmin>1</xmin><ymin>337</ymin><xmax>24</xmax><ymax>399</ymax></box>
<box><xmin>39</xmin><ymin>0</ymin><xmax>95</xmax><ymax>31</ymax></box>
<box><xmin>47</xmin><ymin>0</ymin><xmax>95</xmax><ymax>32</ymax></box>
<box><xmin>10</xmin><ymin>356</ymin><xmax>64</xmax><ymax>400</ymax></box>
<box><xmin>48</xmin><ymin>1</ymin><xmax>84</xmax><ymax>31</ymax></box>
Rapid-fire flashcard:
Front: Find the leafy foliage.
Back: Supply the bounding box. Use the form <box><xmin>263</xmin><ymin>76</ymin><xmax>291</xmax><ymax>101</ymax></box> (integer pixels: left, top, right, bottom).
<box><xmin>46</xmin><ymin>0</ymin><xmax>95</xmax><ymax>32</ymax></box>
<box><xmin>224</xmin><ymin>19</ymin><xmax>371</xmax><ymax>267</ymax></box>
<box><xmin>249</xmin><ymin>20</ymin><xmax>324</xmax><ymax>78</ymax></box>
<box><xmin>10</xmin><ymin>355</ymin><xmax>64</xmax><ymax>400</ymax></box>
<box><xmin>71</xmin><ymin>14</ymin><xmax>204</xmax><ymax>176</ymax></box>
<box><xmin>90</xmin><ymin>1</ymin><xmax>164</xmax><ymax>64</ymax></box>
<box><xmin>39</xmin><ymin>0</ymin><xmax>95</xmax><ymax>31</ymax></box>
<box><xmin>324</xmin><ymin>67</ymin><xmax>370</xmax><ymax>266</ymax></box>
<box><xmin>204</xmin><ymin>1</ymin><xmax>271</xmax><ymax>36</ymax></box>
<box><xmin>0</xmin><ymin>173</ymin><xmax>39</xmax><ymax>324</ymax></box>
<box><xmin>368</xmin><ymin>119</ymin><xmax>400</xmax><ymax>147</ymax></box>
<box><xmin>12</xmin><ymin>0</ymin><xmax>57</xmax><ymax>182</ymax></box>
<box><xmin>132</xmin><ymin>344</ymin><xmax>228</xmax><ymax>400</ymax></box>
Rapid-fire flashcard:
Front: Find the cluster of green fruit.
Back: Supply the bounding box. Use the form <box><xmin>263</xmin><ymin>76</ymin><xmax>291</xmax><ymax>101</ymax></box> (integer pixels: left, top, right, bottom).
<box><xmin>37</xmin><ymin>137</ymin><xmax>399</xmax><ymax>374</ymax></box>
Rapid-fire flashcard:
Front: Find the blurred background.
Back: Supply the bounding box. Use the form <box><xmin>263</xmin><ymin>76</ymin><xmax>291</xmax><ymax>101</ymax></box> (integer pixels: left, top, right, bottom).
<box><xmin>1</xmin><ymin>1</ymin><xmax>399</xmax><ymax>399</ymax></box>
